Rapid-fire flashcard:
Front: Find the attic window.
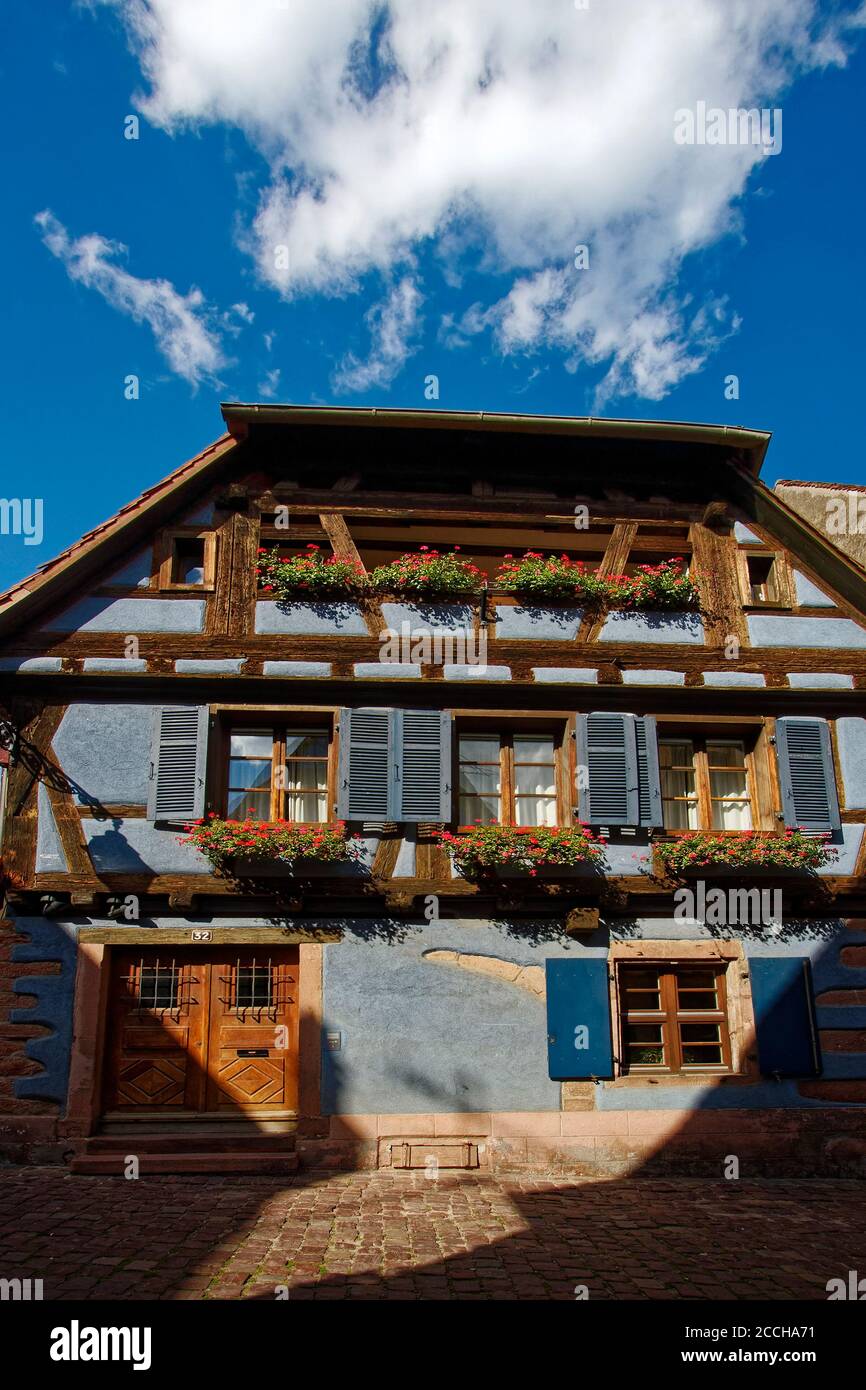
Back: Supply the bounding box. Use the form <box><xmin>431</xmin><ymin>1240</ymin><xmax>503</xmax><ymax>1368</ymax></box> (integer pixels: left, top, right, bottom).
<box><xmin>173</xmin><ymin>538</ymin><xmax>206</xmax><ymax>585</ymax></box>
<box><xmin>736</xmin><ymin>548</ymin><xmax>792</xmax><ymax>609</ymax></box>
<box><xmin>157</xmin><ymin>530</ymin><xmax>216</xmax><ymax>590</ymax></box>
<box><xmin>747</xmin><ymin>555</ymin><xmax>777</xmax><ymax>604</ymax></box>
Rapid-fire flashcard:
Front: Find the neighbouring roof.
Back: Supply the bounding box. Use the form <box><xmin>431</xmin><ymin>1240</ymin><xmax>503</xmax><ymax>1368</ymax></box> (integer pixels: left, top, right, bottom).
<box><xmin>776</xmin><ymin>479</ymin><xmax>866</xmax><ymax>492</ymax></box>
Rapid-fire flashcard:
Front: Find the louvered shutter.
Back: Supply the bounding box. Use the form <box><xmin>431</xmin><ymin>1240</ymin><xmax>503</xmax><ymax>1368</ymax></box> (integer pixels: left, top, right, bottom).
<box><xmin>576</xmin><ymin>712</ymin><xmax>639</xmax><ymax>825</ymax></box>
<box><xmin>545</xmin><ymin>959</ymin><xmax>615</xmax><ymax>1080</ymax></box>
<box><xmin>634</xmin><ymin>715</ymin><xmax>663</xmax><ymax>828</ymax></box>
<box><xmin>749</xmin><ymin>957</ymin><xmax>821</xmax><ymax>1077</ymax></box>
<box><xmin>775</xmin><ymin>717</ymin><xmax>841</xmax><ymax>833</ymax></box>
<box><xmin>147</xmin><ymin>705</ymin><xmax>209</xmax><ymax>821</ymax></box>
<box><xmin>394</xmin><ymin>710</ymin><xmax>451</xmax><ymax>822</ymax></box>
<box><xmin>337</xmin><ymin>708</ymin><xmax>392</xmax><ymax>821</ymax></box>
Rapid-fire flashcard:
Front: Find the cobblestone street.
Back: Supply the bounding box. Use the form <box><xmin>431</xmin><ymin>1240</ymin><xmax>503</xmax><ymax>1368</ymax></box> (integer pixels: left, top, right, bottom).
<box><xmin>1</xmin><ymin>1168</ymin><xmax>864</xmax><ymax>1301</ymax></box>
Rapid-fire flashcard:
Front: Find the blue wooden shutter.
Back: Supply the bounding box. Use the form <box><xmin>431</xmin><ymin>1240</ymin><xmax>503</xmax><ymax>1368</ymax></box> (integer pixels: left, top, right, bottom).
<box><xmin>545</xmin><ymin>959</ymin><xmax>614</xmax><ymax>1079</ymax></box>
<box><xmin>749</xmin><ymin>957</ymin><xmax>821</xmax><ymax>1077</ymax></box>
<box><xmin>576</xmin><ymin>712</ymin><xmax>639</xmax><ymax>825</ymax></box>
<box><xmin>775</xmin><ymin>717</ymin><xmax>841</xmax><ymax>833</ymax></box>
<box><xmin>635</xmin><ymin>715</ymin><xmax>663</xmax><ymax>828</ymax></box>
<box><xmin>337</xmin><ymin>708</ymin><xmax>392</xmax><ymax>821</ymax></box>
<box><xmin>147</xmin><ymin>705</ymin><xmax>209</xmax><ymax>821</ymax></box>
<box><xmin>394</xmin><ymin>710</ymin><xmax>452</xmax><ymax>822</ymax></box>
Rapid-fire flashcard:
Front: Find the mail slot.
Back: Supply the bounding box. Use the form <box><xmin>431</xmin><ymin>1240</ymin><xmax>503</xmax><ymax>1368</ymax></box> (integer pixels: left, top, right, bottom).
<box><xmin>237</xmin><ymin>1048</ymin><xmax>269</xmax><ymax>1057</ymax></box>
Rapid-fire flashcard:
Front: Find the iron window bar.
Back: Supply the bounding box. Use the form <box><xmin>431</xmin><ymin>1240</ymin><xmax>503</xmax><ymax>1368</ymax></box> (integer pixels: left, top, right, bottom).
<box><xmin>121</xmin><ymin>957</ymin><xmax>198</xmax><ymax>1020</ymax></box>
<box><xmin>218</xmin><ymin>957</ymin><xmax>296</xmax><ymax>1021</ymax></box>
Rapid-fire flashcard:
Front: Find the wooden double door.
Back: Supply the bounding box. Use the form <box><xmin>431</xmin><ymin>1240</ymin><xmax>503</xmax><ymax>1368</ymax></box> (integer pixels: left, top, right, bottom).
<box><xmin>104</xmin><ymin>948</ymin><xmax>299</xmax><ymax>1117</ymax></box>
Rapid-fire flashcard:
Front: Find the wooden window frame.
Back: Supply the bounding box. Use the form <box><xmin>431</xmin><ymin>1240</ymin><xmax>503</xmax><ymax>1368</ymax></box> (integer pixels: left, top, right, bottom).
<box><xmin>735</xmin><ymin>547</ymin><xmax>793</xmax><ymax>609</ymax></box>
<box><xmin>454</xmin><ymin>719</ymin><xmax>567</xmax><ymax>828</ymax></box>
<box><xmin>655</xmin><ymin>718</ymin><xmax>776</xmax><ymax>835</ymax></box>
<box><xmin>216</xmin><ymin>715</ymin><xmax>336</xmax><ymax>825</ymax></box>
<box><xmin>155</xmin><ymin>528</ymin><xmax>217</xmax><ymax>592</ymax></box>
<box><xmin>618</xmin><ymin>961</ymin><xmax>733</xmax><ymax>1076</ymax></box>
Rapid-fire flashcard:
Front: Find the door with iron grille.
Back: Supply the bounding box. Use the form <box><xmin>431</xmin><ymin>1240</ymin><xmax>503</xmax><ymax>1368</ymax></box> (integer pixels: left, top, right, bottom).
<box><xmin>206</xmin><ymin>954</ymin><xmax>299</xmax><ymax>1112</ymax></box>
<box><xmin>104</xmin><ymin>949</ymin><xmax>299</xmax><ymax>1117</ymax></box>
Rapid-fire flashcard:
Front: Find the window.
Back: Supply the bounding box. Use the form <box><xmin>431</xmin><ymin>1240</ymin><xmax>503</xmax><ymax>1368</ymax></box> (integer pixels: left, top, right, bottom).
<box><xmin>138</xmin><ymin>962</ymin><xmax>179</xmax><ymax>1011</ymax></box>
<box><xmin>235</xmin><ymin>962</ymin><xmax>273</xmax><ymax>1010</ymax></box>
<box><xmin>659</xmin><ymin>737</ymin><xmax>753</xmax><ymax>831</ymax></box>
<box><xmin>172</xmin><ymin>538</ymin><xmax>206</xmax><ymax>585</ymax></box>
<box><xmin>458</xmin><ymin>731</ymin><xmax>558</xmax><ymax>826</ymax></box>
<box><xmin>736</xmin><ymin>548</ymin><xmax>791</xmax><ymax>608</ymax></box>
<box><xmin>122</xmin><ymin>957</ymin><xmax>187</xmax><ymax>1017</ymax></box>
<box><xmin>225</xmin><ymin>725</ymin><xmax>330</xmax><ymax>822</ymax></box>
<box><xmin>619</xmin><ymin>963</ymin><xmax>732</xmax><ymax>1074</ymax></box>
<box><xmin>746</xmin><ymin>554</ymin><xmax>777</xmax><ymax>604</ymax></box>
<box><xmin>157</xmin><ymin>530</ymin><xmax>215</xmax><ymax>590</ymax></box>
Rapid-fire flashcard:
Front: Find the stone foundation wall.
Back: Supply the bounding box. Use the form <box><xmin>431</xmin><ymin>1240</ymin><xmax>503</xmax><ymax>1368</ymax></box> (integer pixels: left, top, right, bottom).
<box><xmin>296</xmin><ymin>1108</ymin><xmax>866</xmax><ymax>1178</ymax></box>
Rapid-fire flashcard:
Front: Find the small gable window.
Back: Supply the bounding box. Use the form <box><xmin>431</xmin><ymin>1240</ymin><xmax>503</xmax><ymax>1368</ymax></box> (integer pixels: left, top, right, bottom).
<box><xmin>736</xmin><ymin>548</ymin><xmax>792</xmax><ymax>608</ymax></box>
<box><xmin>747</xmin><ymin>554</ymin><xmax>777</xmax><ymax>603</ymax></box>
<box><xmin>157</xmin><ymin>530</ymin><xmax>216</xmax><ymax>590</ymax></box>
<box><xmin>173</xmin><ymin>537</ymin><xmax>206</xmax><ymax>585</ymax></box>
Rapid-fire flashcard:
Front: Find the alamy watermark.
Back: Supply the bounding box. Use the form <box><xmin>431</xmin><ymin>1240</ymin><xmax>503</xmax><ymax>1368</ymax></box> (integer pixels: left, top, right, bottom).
<box><xmin>0</xmin><ymin>498</ymin><xmax>43</xmax><ymax>545</ymax></box>
<box><xmin>379</xmin><ymin>622</ymin><xmax>487</xmax><ymax>669</ymax></box>
<box><xmin>674</xmin><ymin>102</ymin><xmax>782</xmax><ymax>156</ymax></box>
<box><xmin>825</xmin><ymin>492</ymin><xmax>866</xmax><ymax>536</ymax></box>
<box><xmin>674</xmin><ymin>881</ymin><xmax>782</xmax><ymax>927</ymax></box>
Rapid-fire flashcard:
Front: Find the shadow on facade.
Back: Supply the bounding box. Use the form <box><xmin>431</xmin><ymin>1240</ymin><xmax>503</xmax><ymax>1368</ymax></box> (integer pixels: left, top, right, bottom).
<box><xmin>2</xmin><ymin>920</ymin><xmax>865</xmax><ymax>1301</ymax></box>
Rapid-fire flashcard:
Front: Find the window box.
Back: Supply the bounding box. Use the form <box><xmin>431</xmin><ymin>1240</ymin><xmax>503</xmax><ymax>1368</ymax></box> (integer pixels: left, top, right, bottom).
<box><xmin>256</xmin><ymin>544</ymin><xmax>367</xmax><ymax>598</ymax></box>
<box><xmin>368</xmin><ymin>548</ymin><xmax>484</xmax><ymax>598</ymax></box>
<box><xmin>437</xmin><ymin>823</ymin><xmax>605</xmax><ymax>879</ymax></box>
<box><xmin>496</xmin><ymin>553</ymin><xmax>700</xmax><ymax>610</ymax></box>
<box><xmin>180</xmin><ymin>817</ymin><xmax>360</xmax><ymax>873</ymax></box>
<box><xmin>654</xmin><ymin>830</ymin><xmax>837</xmax><ymax>877</ymax></box>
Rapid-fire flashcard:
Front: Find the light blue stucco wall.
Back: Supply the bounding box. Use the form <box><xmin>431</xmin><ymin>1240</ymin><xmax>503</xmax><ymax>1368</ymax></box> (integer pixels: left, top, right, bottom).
<box><xmin>82</xmin><ymin>820</ymin><xmax>211</xmax><ymax>874</ymax></box>
<box><xmin>53</xmin><ymin>703</ymin><xmax>157</xmax><ymax>806</ymax></box>
<box><xmin>836</xmin><ymin>718</ymin><xmax>866</xmax><ymax>809</ymax></box>
<box><xmin>41</xmin><ymin>597</ymin><xmax>205</xmax><ymax>633</ymax></box>
<box><xmin>599</xmin><ymin>611</ymin><xmax>704</xmax><ymax>644</ymax></box>
<box><xmin>321</xmin><ymin>920</ymin><xmax>582</xmax><ymax>1114</ymax></box>
<box><xmin>748</xmin><ymin>614</ymin><xmax>866</xmax><ymax>648</ymax></box>
<box><xmin>380</xmin><ymin>602</ymin><xmax>474</xmax><ymax>633</ymax></box>
<box><xmin>255</xmin><ymin>600</ymin><xmax>368</xmax><ymax>636</ymax></box>
<box><xmin>793</xmin><ymin>571</ymin><xmax>836</xmax><ymax>607</ymax></box>
<box><xmin>35</xmin><ymin>785</ymin><xmax>68</xmax><ymax>872</ymax></box>
<box><xmin>103</xmin><ymin>549</ymin><xmax>153</xmax><ymax>588</ymax></box>
<box><xmin>494</xmin><ymin>606</ymin><xmax>584</xmax><ymax>640</ymax></box>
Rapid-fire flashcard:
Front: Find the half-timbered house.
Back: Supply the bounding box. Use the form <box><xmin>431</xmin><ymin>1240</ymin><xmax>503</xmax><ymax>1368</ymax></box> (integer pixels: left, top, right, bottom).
<box><xmin>1</xmin><ymin>406</ymin><xmax>864</xmax><ymax>1175</ymax></box>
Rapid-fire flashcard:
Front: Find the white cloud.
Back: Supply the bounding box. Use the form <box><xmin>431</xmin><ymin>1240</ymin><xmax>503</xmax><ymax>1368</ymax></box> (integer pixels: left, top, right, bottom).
<box><xmin>258</xmin><ymin>366</ymin><xmax>281</xmax><ymax>398</ymax></box>
<box><xmin>35</xmin><ymin>210</ymin><xmax>227</xmax><ymax>388</ymax></box>
<box><xmin>332</xmin><ymin>276</ymin><xmax>423</xmax><ymax>393</ymax></box>
<box><xmin>96</xmin><ymin>0</ymin><xmax>864</xmax><ymax>400</ymax></box>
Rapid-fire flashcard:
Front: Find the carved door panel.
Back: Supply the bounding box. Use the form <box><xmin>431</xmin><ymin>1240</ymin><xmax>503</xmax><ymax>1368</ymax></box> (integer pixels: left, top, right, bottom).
<box><xmin>105</xmin><ymin>952</ymin><xmax>208</xmax><ymax>1112</ymax></box>
<box><xmin>205</xmin><ymin>954</ymin><xmax>299</xmax><ymax>1113</ymax></box>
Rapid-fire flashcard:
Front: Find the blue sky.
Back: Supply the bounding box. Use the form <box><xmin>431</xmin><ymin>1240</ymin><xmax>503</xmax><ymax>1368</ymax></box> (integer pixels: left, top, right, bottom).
<box><xmin>2</xmin><ymin>0</ymin><xmax>865</xmax><ymax>591</ymax></box>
